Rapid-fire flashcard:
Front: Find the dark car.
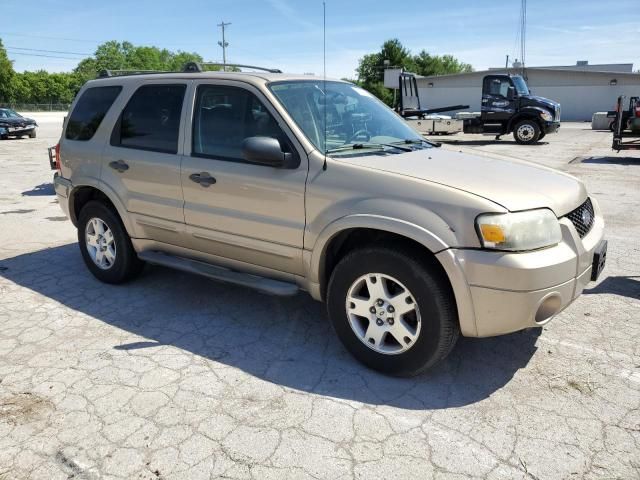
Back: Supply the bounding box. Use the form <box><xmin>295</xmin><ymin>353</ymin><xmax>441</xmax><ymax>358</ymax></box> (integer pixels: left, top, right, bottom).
<box><xmin>0</xmin><ymin>108</ymin><xmax>38</xmax><ymax>139</ymax></box>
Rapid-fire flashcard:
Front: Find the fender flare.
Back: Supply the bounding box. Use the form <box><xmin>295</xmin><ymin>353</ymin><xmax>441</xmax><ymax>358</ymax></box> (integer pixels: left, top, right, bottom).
<box><xmin>508</xmin><ymin>108</ymin><xmax>546</xmax><ymax>131</ymax></box>
<box><xmin>309</xmin><ymin>213</ymin><xmax>452</xmax><ymax>286</ymax></box>
<box><xmin>68</xmin><ymin>178</ymin><xmax>136</xmax><ymax>236</ymax></box>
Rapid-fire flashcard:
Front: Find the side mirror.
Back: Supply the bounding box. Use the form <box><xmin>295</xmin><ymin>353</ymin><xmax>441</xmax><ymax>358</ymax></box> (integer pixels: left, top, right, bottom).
<box><xmin>241</xmin><ymin>136</ymin><xmax>297</xmax><ymax>169</ymax></box>
<box><xmin>506</xmin><ymin>86</ymin><xmax>516</xmax><ymax>100</ymax></box>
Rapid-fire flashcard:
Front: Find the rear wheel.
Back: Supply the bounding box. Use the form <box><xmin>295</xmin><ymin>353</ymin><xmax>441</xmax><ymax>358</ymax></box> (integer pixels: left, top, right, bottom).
<box><xmin>327</xmin><ymin>247</ymin><xmax>459</xmax><ymax>376</ymax></box>
<box><xmin>77</xmin><ymin>200</ymin><xmax>143</xmax><ymax>284</ymax></box>
<box><xmin>513</xmin><ymin>119</ymin><xmax>541</xmax><ymax>144</ymax></box>
<box><xmin>29</xmin><ymin>130</ymin><xmax>36</xmax><ymax>138</ymax></box>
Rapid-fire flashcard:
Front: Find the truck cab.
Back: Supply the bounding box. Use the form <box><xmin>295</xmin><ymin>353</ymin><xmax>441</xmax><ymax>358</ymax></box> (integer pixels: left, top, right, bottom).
<box><xmin>475</xmin><ymin>74</ymin><xmax>560</xmax><ymax>143</ymax></box>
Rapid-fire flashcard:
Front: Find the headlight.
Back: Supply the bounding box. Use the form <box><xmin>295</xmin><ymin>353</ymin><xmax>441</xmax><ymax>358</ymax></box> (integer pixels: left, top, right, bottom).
<box><xmin>540</xmin><ymin>110</ymin><xmax>553</xmax><ymax>122</ymax></box>
<box><xmin>476</xmin><ymin>209</ymin><xmax>562</xmax><ymax>251</ymax></box>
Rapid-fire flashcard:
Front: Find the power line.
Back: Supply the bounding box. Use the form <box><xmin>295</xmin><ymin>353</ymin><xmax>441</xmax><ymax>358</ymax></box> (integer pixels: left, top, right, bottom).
<box><xmin>0</xmin><ymin>31</ymin><xmax>100</xmax><ymax>43</ymax></box>
<box><xmin>6</xmin><ymin>51</ymin><xmax>81</xmax><ymax>60</ymax></box>
<box><xmin>6</xmin><ymin>46</ymin><xmax>91</xmax><ymax>56</ymax></box>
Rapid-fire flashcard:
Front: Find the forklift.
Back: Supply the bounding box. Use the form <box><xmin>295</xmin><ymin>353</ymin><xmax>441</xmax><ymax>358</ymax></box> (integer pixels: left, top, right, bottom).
<box><xmin>398</xmin><ymin>71</ymin><xmax>561</xmax><ymax>144</ymax></box>
<box><xmin>612</xmin><ymin>95</ymin><xmax>640</xmax><ymax>151</ymax></box>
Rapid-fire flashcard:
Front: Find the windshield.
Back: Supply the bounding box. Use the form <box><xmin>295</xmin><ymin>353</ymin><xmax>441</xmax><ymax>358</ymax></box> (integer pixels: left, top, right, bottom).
<box><xmin>269</xmin><ymin>80</ymin><xmax>424</xmax><ymax>155</ymax></box>
<box><xmin>0</xmin><ymin>109</ymin><xmax>22</xmax><ymax>119</ymax></box>
<box><xmin>511</xmin><ymin>76</ymin><xmax>530</xmax><ymax>96</ymax></box>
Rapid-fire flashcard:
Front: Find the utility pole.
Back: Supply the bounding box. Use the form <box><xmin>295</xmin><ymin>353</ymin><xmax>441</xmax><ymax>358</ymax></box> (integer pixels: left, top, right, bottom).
<box><xmin>217</xmin><ymin>21</ymin><xmax>231</xmax><ymax>71</ymax></box>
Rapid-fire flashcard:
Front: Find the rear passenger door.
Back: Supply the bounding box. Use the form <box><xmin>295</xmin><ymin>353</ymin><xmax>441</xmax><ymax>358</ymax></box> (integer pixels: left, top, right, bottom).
<box><xmin>180</xmin><ymin>81</ymin><xmax>307</xmax><ymax>276</ymax></box>
<box><xmin>102</xmin><ymin>81</ymin><xmax>189</xmax><ymax>245</ymax></box>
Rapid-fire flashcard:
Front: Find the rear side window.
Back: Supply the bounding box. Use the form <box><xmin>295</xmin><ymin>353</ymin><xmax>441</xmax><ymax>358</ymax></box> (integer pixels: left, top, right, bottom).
<box><xmin>66</xmin><ymin>86</ymin><xmax>122</xmax><ymax>141</ymax></box>
<box><xmin>112</xmin><ymin>84</ymin><xmax>186</xmax><ymax>154</ymax></box>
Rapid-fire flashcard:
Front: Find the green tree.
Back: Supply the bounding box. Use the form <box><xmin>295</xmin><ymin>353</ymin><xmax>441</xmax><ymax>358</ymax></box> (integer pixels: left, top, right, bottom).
<box><xmin>0</xmin><ymin>38</ymin><xmax>16</xmax><ymax>103</ymax></box>
<box><xmin>413</xmin><ymin>51</ymin><xmax>473</xmax><ymax>77</ymax></box>
<box><xmin>356</xmin><ymin>39</ymin><xmax>473</xmax><ymax>106</ymax></box>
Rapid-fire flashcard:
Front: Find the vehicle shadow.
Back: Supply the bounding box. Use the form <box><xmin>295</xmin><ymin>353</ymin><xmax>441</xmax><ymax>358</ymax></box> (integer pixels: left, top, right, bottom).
<box><xmin>583</xmin><ymin>276</ymin><xmax>640</xmax><ymax>300</ymax></box>
<box><xmin>574</xmin><ymin>156</ymin><xmax>640</xmax><ymax>166</ymax></box>
<box><xmin>22</xmin><ymin>183</ymin><xmax>55</xmax><ymax>196</ymax></box>
<box><xmin>0</xmin><ymin>244</ymin><xmax>541</xmax><ymax>410</ymax></box>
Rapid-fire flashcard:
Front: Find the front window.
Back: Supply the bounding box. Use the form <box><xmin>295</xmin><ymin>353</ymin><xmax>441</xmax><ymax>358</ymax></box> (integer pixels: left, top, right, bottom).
<box><xmin>0</xmin><ymin>109</ymin><xmax>22</xmax><ymax>119</ymax></box>
<box><xmin>269</xmin><ymin>80</ymin><xmax>424</xmax><ymax>155</ymax></box>
<box><xmin>511</xmin><ymin>76</ymin><xmax>530</xmax><ymax>96</ymax></box>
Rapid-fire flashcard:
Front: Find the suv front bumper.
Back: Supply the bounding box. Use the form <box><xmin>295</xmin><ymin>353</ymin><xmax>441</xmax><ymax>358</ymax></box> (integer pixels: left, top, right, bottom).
<box><xmin>437</xmin><ymin>199</ymin><xmax>605</xmax><ymax>337</ymax></box>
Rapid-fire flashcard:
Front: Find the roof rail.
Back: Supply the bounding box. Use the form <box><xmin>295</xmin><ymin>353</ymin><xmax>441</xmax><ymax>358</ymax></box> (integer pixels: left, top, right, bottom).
<box><xmin>98</xmin><ymin>69</ymin><xmax>169</xmax><ymax>78</ymax></box>
<box><xmin>182</xmin><ymin>62</ymin><xmax>282</xmax><ymax>74</ymax></box>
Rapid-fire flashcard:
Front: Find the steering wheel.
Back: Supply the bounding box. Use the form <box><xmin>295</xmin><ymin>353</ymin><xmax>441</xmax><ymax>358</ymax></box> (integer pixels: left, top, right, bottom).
<box><xmin>348</xmin><ymin>129</ymin><xmax>371</xmax><ymax>143</ymax></box>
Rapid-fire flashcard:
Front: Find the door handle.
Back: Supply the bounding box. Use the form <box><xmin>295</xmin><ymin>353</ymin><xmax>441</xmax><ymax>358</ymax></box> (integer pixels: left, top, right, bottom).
<box><xmin>109</xmin><ymin>160</ymin><xmax>129</xmax><ymax>173</ymax></box>
<box><xmin>189</xmin><ymin>172</ymin><xmax>216</xmax><ymax>187</ymax></box>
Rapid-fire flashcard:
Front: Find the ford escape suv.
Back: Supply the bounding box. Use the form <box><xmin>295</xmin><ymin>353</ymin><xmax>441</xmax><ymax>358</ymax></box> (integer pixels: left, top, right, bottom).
<box><xmin>51</xmin><ymin>63</ymin><xmax>607</xmax><ymax>376</ymax></box>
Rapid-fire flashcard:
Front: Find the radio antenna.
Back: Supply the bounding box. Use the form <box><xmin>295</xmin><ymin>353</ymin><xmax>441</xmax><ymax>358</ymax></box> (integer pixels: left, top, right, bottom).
<box><xmin>322</xmin><ymin>1</ymin><xmax>328</xmax><ymax>171</ymax></box>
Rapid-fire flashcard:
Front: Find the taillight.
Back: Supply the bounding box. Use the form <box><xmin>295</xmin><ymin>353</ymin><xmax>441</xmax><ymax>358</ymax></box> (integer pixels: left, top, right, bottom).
<box><xmin>48</xmin><ymin>143</ymin><xmax>61</xmax><ymax>171</ymax></box>
<box><xmin>55</xmin><ymin>143</ymin><xmax>61</xmax><ymax>170</ymax></box>
<box><xmin>635</xmin><ymin>102</ymin><xmax>640</xmax><ymax>118</ymax></box>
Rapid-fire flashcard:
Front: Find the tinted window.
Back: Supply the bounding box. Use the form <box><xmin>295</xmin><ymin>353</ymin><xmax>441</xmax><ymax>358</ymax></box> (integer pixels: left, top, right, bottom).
<box><xmin>66</xmin><ymin>86</ymin><xmax>122</xmax><ymax>141</ymax></box>
<box><xmin>192</xmin><ymin>85</ymin><xmax>291</xmax><ymax>162</ymax></box>
<box><xmin>114</xmin><ymin>84</ymin><xmax>186</xmax><ymax>154</ymax></box>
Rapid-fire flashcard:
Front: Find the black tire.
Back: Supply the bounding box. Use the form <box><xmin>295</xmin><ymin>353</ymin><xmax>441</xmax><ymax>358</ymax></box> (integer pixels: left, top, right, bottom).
<box><xmin>327</xmin><ymin>247</ymin><xmax>459</xmax><ymax>376</ymax></box>
<box><xmin>29</xmin><ymin>130</ymin><xmax>36</xmax><ymax>138</ymax></box>
<box><xmin>513</xmin><ymin>119</ymin><xmax>541</xmax><ymax>144</ymax></box>
<box><xmin>77</xmin><ymin>200</ymin><xmax>143</xmax><ymax>284</ymax></box>
<box><xmin>538</xmin><ymin>131</ymin><xmax>546</xmax><ymax>141</ymax></box>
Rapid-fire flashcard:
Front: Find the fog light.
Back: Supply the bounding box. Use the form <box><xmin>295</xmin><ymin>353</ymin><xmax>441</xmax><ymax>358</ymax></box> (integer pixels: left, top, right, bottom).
<box><xmin>535</xmin><ymin>294</ymin><xmax>562</xmax><ymax>324</ymax></box>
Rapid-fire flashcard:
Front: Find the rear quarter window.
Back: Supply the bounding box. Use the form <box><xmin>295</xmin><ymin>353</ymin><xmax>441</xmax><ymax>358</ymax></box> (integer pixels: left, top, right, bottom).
<box><xmin>65</xmin><ymin>86</ymin><xmax>122</xmax><ymax>141</ymax></box>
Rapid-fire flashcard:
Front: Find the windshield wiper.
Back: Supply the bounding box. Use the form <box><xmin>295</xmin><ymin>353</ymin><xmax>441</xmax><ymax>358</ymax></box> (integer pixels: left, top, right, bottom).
<box><xmin>326</xmin><ymin>142</ymin><xmax>413</xmax><ymax>154</ymax></box>
<box><xmin>392</xmin><ymin>138</ymin><xmax>441</xmax><ymax>148</ymax></box>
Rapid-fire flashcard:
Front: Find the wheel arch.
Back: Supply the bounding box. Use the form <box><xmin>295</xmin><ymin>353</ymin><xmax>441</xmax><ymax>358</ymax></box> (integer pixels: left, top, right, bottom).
<box><xmin>310</xmin><ymin>215</ymin><xmax>450</xmax><ymax>298</ymax></box>
<box><xmin>507</xmin><ymin>111</ymin><xmax>543</xmax><ymax>133</ymax></box>
<box><xmin>69</xmin><ymin>183</ymin><xmax>134</xmax><ymax>236</ymax></box>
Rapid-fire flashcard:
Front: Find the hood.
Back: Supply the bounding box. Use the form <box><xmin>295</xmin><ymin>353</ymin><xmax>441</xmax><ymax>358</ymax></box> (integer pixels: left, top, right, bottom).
<box><xmin>521</xmin><ymin>95</ymin><xmax>559</xmax><ymax>110</ymax></box>
<box><xmin>0</xmin><ymin>117</ymin><xmax>37</xmax><ymax>126</ymax></box>
<box><xmin>339</xmin><ymin>148</ymin><xmax>586</xmax><ymax>216</ymax></box>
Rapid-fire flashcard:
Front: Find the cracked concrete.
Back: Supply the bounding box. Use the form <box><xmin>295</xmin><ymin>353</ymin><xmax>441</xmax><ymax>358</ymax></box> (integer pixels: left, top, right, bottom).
<box><xmin>0</xmin><ymin>113</ymin><xmax>638</xmax><ymax>479</ymax></box>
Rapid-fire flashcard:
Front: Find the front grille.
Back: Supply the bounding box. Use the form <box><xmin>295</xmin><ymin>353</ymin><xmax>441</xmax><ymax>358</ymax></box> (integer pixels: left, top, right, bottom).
<box><xmin>555</xmin><ymin>105</ymin><xmax>561</xmax><ymax>121</ymax></box>
<box><xmin>565</xmin><ymin>197</ymin><xmax>594</xmax><ymax>238</ymax></box>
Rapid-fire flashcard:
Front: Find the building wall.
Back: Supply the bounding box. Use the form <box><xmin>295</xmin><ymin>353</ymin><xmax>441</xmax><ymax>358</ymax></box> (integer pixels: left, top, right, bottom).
<box><xmin>414</xmin><ymin>69</ymin><xmax>640</xmax><ymax>121</ymax></box>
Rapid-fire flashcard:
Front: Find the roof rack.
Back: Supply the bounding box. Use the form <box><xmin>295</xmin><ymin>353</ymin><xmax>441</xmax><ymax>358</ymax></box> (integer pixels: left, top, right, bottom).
<box><xmin>182</xmin><ymin>62</ymin><xmax>282</xmax><ymax>74</ymax></box>
<box><xmin>97</xmin><ymin>62</ymin><xmax>282</xmax><ymax>79</ymax></box>
<box><xmin>98</xmin><ymin>69</ymin><xmax>170</xmax><ymax>78</ymax></box>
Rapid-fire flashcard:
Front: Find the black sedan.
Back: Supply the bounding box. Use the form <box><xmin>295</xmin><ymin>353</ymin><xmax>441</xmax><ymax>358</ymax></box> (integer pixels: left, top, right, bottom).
<box><xmin>0</xmin><ymin>108</ymin><xmax>38</xmax><ymax>139</ymax></box>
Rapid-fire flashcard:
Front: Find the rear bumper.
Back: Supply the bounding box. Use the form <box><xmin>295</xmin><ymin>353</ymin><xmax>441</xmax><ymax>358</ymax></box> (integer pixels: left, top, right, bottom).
<box><xmin>53</xmin><ymin>173</ymin><xmax>72</xmax><ymax>217</ymax></box>
<box><xmin>437</xmin><ymin>198</ymin><xmax>605</xmax><ymax>337</ymax></box>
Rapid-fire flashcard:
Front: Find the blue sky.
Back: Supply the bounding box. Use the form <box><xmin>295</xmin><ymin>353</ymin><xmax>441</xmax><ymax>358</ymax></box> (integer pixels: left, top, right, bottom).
<box><xmin>2</xmin><ymin>0</ymin><xmax>639</xmax><ymax>78</ymax></box>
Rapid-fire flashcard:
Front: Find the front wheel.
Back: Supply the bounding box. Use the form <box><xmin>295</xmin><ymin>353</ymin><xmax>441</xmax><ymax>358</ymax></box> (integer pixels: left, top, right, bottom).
<box><xmin>77</xmin><ymin>200</ymin><xmax>143</xmax><ymax>284</ymax></box>
<box><xmin>327</xmin><ymin>247</ymin><xmax>459</xmax><ymax>376</ymax></box>
<box><xmin>513</xmin><ymin>119</ymin><xmax>541</xmax><ymax>144</ymax></box>
<box><xmin>29</xmin><ymin>130</ymin><xmax>37</xmax><ymax>138</ymax></box>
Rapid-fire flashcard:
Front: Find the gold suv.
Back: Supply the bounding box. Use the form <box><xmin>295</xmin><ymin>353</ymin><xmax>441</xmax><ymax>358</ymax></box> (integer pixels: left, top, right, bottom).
<box><xmin>52</xmin><ymin>64</ymin><xmax>607</xmax><ymax>375</ymax></box>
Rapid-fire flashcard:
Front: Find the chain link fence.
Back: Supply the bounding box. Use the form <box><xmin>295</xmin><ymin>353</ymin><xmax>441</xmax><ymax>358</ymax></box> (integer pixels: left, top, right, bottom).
<box><xmin>4</xmin><ymin>103</ymin><xmax>70</xmax><ymax>112</ymax></box>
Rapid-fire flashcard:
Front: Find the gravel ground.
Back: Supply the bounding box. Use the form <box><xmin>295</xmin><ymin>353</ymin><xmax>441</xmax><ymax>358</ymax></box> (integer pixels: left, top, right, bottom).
<box><xmin>0</xmin><ymin>113</ymin><xmax>638</xmax><ymax>480</ymax></box>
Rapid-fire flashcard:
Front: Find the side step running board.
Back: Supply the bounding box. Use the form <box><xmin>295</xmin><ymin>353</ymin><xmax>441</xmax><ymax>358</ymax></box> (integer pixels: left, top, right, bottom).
<box><xmin>138</xmin><ymin>251</ymin><xmax>299</xmax><ymax>297</ymax></box>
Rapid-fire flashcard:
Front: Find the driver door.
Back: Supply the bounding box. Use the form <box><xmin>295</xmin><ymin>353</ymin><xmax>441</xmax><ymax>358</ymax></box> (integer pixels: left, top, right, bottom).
<box><xmin>481</xmin><ymin>76</ymin><xmax>516</xmax><ymax>123</ymax></box>
<box><xmin>180</xmin><ymin>80</ymin><xmax>308</xmax><ymax>275</ymax></box>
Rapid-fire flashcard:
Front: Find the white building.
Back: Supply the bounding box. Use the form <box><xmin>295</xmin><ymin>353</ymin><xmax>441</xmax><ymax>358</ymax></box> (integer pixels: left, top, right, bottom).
<box><xmin>385</xmin><ymin>62</ymin><xmax>640</xmax><ymax>121</ymax></box>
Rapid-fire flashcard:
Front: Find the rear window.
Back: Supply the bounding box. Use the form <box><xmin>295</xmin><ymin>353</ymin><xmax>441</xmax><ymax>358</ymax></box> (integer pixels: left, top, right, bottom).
<box><xmin>112</xmin><ymin>84</ymin><xmax>186</xmax><ymax>154</ymax></box>
<box><xmin>65</xmin><ymin>86</ymin><xmax>122</xmax><ymax>141</ymax></box>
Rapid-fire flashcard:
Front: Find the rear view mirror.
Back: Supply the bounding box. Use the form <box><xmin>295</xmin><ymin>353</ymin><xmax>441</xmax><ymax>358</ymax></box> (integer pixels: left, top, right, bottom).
<box><xmin>242</xmin><ymin>136</ymin><xmax>297</xmax><ymax>169</ymax></box>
